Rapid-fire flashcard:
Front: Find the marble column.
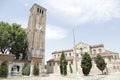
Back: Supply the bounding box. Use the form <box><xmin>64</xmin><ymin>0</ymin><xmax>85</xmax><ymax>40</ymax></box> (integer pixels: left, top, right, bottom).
<box><xmin>39</xmin><ymin>63</ymin><xmax>41</xmax><ymax>76</ymax></box>
<box><xmin>39</xmin><ymin>63</ymin><xmax>45</xmax><ymax>76</ymax></box>
<box><xmin>30</xmin><ymin>63</ymin><xmax>34</xmax><ymax>76</ymax></box>
<box><xmin>19</xmin><ymin>65</ymin><xmax>23</xmax><ymax>76</ymax></box>
<box><xmin>7</xmin><ymin>62</ymin><xmax>12</xmax><ymax>78</ymax></box>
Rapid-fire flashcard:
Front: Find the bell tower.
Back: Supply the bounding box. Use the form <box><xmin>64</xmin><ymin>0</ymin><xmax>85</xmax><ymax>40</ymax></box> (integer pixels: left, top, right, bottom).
<box><xmin>27</xmin><ymin>3</ymin><xmax>46</xmax><ymax>74</ymax></box>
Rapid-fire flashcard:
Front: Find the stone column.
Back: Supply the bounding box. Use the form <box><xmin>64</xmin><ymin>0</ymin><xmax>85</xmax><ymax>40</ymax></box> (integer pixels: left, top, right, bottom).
<box><xmin>30</xmin><ymin>62</ymin><xmax>34</xmax><ymax>76</ymax></box>
<box><xmin>19</xmin><ymin>65</ymin><xmax>23</xmax><ymax>76</ymax></box>
<box><xmin>39</xmin><ymin>63</ymin><xmax>45</xmax><ymax>76</ymax></box>
<box><xmin>7</xmin><ymin>62</ymin><xmax>12</xmax><ymax>78</ymax></box>
<box><xmin>39</xmin><ymin>63</ymin><xmax>41</xmax><ymax>76</ymax></box>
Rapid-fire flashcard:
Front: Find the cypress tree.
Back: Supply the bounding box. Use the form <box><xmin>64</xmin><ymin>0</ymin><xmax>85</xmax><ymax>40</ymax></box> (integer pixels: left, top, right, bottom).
<box><xmin>60</xmin><ymin>52</ymin><xmax>67</xmax><ymax>76</ymax></box>
<box><xmin>95</xmin><ymin>54</ymin><xmax>106</xmax><ymax>74</ymax></box>
<box><xmin>81</xmin><ymin>52</ymin><xmax>92</xmax><ymax>76</ymax></box>
<box><xmin>69</xmin><ymin>64</ymin><xmax>73</xmax><ymax>73</ymax></box>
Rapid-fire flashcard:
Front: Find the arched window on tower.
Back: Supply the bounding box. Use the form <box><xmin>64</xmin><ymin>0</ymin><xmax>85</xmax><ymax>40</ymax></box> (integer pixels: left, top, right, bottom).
<box><xmin>69</xmin><ymin>53</ymin><xmax>71</xmax><ymax>56</ymax></box>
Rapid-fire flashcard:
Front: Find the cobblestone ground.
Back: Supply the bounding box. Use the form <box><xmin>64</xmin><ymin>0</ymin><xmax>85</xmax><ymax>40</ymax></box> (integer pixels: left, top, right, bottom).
<box><xmin>1</xmin><ymin>72</ymin><xmax>120</xmax><ymax>80</ymax></box>
<box><xmin>1</xmin><ymin>76</ymin><xmax>81</xmax><ymax>80</ymax></box>
<box><xmin>100</xmin><ymin>72</ymin><xmax>120</xmax><ymax>80</ymax></box>
<box><xmin>0</xmin><ymin>75</ymin><xmax>105</xmax><ymax>80</ymax></box>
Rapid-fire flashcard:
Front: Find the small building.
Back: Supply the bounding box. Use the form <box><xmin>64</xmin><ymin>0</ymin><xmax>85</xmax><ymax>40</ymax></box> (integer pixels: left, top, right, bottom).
<box><xmin>47</xmin><ymin>42</ymin><xmax>120</xmax><ymax>74</ymax></box>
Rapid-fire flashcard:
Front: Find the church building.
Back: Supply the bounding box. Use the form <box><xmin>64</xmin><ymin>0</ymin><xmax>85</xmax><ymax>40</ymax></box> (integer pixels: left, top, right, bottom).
<box><xmin>47</xmin><ymin>42</ymin><xmax>120</xmax><ymax>74</ymax></box>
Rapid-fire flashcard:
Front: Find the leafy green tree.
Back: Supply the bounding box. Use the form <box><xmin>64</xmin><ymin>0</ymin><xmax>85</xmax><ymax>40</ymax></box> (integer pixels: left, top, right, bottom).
<box><xmin>95</xmin><ymin>54</ymin><xmax>106</xmax><ymax>74</ymax></box>
<box><xmin>60</xmin><ymin>52</ymin><xmax>67</xmax><ymax>76</ymax></box>
<box><xmin>0</xmin><ymin>62</ymin><xmax>8</xmax><ymax>77</ymax></box>
<box><xmin>10</xmin><ymin>23</ymin><xmax>28</xmax><ymax>59</ymax></box>
<box><xmin>81</xmin><ymin>52</ymin><xmax>92</xmax><ymax>76</ymax></box>
<box><xmin>0</xmin><ymin>21</ymin><xmax>28</xmax><ymax>59</ymax></box>
<box><xmin>0</xmin><ymin>21</ymin><xmax>11</xmax><ymax>54</ymax></box>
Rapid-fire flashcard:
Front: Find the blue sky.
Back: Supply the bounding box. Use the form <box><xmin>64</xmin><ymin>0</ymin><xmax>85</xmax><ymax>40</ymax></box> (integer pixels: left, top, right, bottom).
<box><xmin>0</xmin><ymin>0</ymin><xmax>120</xmax><ymax>63</ymax></box>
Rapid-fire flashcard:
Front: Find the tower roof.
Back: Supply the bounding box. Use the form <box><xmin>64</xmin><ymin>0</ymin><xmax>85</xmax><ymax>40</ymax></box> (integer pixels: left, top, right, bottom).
<box><xmin>30</xmin><ymin>3</ymin><xmax>47</xmax><ymax>11</ymax></box>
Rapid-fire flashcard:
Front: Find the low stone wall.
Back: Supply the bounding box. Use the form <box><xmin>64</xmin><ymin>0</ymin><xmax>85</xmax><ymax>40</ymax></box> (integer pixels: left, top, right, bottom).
<box><xmin>0</xmin><ymin>54</ymin><xmax>14</xmax><ymax>65</ymax></box>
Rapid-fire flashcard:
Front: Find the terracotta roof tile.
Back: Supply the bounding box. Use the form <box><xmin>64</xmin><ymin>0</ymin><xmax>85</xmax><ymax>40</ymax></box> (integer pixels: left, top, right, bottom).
<box><xmin>91</xmin><ymin>51</ymin><xmax>112</xmax><ymax>58</ymax></box>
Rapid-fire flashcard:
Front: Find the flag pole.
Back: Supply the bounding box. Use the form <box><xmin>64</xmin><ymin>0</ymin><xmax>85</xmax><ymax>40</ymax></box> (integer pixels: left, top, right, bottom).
<box><xmin>73</xmin><ymin>28</ymin><xmax>78</xmax><ymax>75</ymax></box>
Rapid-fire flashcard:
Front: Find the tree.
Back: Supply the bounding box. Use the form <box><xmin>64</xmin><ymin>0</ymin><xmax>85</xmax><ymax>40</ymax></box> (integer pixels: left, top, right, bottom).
<box><xmin>60</xmin><ymin>52</ymin><xmax>67</xmax><ymax>76</ymax></box>
<box><xmin>0</xmin><ymin>21</ymin><xmax>28</xmax><ymax>59</ymax></box>
<box><xmin>10</xmin><ymin>23</ymin><xmax>28</xmax><ymax>59</ymax></box>
<box><xmin>0</xmin><ymin>21</ymin><xmax>11</xmax><ymax>54</ymax></box>
<box><xmin>81</xmin><ymin>52</ymin><xmax>92</xmax><ymax>76</ymax></box>
<box><xmin>0</xmin><ymin>62</ymin><xmax>8</xmax><ymax>77</ymax></box>
<box><xmin>95</xmin><ymin>54</ymin><xmax>106</xmax><ymax>74</ymax></box>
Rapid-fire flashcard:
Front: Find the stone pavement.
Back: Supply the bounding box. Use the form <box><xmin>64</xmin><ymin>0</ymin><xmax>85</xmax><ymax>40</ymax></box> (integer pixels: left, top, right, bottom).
<box><xmin>0</xmin><ymin>75</ymin><xmax>104</xmax><ymax>80</ymax></box>
<box><xmin>100</xmin><ymin>72</ymin><xmax>120</xmax><ymax>80</ymax></box>
<box><xmin>1</xmin><ymin>72</ymin><xmax>120</xmax><ymax>80</ymax></box>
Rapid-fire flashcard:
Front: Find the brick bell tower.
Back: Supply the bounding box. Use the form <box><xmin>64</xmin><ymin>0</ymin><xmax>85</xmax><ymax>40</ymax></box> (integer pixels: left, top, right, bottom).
<box><xmin>27</xmin><ymin>3</ymin><xmax>46</xmax><ymax>75</ymax></box>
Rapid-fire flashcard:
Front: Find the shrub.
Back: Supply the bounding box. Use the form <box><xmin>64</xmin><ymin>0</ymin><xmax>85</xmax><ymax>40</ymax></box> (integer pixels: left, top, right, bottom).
<box><xmin>69</xmin><ymin>64</ymin><xmax>73</xmax><ymax>73</ymax></box>
<box><xmin>22</xmin><ymin>64</ymin><xmax>30</xmax><ymax>76</ymax></box>
<box><xmin>0</xmin><ymin>62</ymin><xmax>8</xmax><ymax>77</ymax></box>
<box><xmin>33</xmin><ymin>65</ymin><xmax>39</xmax><ymax>76</ymax></box>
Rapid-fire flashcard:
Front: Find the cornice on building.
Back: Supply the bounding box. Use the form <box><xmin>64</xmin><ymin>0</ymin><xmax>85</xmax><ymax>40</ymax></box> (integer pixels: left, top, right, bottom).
<box><xmin>106</xmin><ymin>50</ymin><xmax>118</xmax><ymax>54</ymax></box>
<box><xmin>91</xmin><ymin>44</ymin><xmax>104</xmax><ymax>48</ymax></box>
<box><xmin>74</xmin><ymin>42</ymin><xmax>90</xmax><ymax>48</ymax></box>
<box><xmin>52</xmin><ymin>49</ymin><xmax>73</xmax><ymax>54</ymax></box>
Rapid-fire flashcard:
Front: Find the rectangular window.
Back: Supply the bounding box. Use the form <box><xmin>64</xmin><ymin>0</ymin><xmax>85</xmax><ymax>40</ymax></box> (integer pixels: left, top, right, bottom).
<box><xmin>93</xmin><ymin>49</ymin><xmax>96</xmax><ymax>54</ymax></box>
<box><xmin>69</xmin><ymin>53</ymin><xmax>71</xmax><ymax>56</ymax></box>
<box><xmin>54</xmin><ymin>55</ymin><xmax>56</xmax><ymax>58</ymax></box>
<box><xmin>71</xmin><ymin>61</ymin><xmax>73</xmax><ymax>65</ymax></box>
<box><xmin>37</xmin><ymin>8</ymin><xmax>39</xmax><ymax>12</ymax></box>
<box><xmin>42</xmin><ymin>10</ymin><xmax>44</xmax><ymax>14</ymax></box>
<box><xmin>76</xmin><ymin>53</ymin><xmax>79</xmax><ymax>57</ymax></box>
<box><xmin>99</xmin><ymin>49</ymin><xmax>102</xmax><ymax>53</ymax></box>
<box><xmin>40</xmin><ymin>9</ymin><xmax>41</xmax><ymax>13</ymax></box>
<box><xmin>57</xmin><ymin>62</ymin><xmax>59</xmax><ymax>65</ymax></box>
<box><xmin>109</xmin><ymin>57</ymin><xmax>111</xmax><ymax>61</ymax></box>
<box><xmin>65</xmin><ymin>54</ymin><xmax>67</xmax><ymax>56</ymax></box>
<box><xmin>53</xmin><ymin>62</ymin><xmax>55</xmax><ymax>66</ymax></box>
<box><xmin>49</xmin><ymin>63</ymin><xmax>51</xmax><ymax>66</ymax></box>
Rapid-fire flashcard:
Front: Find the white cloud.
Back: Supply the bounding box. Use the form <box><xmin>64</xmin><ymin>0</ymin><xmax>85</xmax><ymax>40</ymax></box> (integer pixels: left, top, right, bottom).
<box><xmin>25</xmin><ymin>3</ymin><xmax>29</xmax><ymax>7</ymax></box>
<box><xmin>46</xmin><ymin>24</ymin><xmax>67</xmax><ymax>40</ymax></box>
<box><xmin>45</xmin><ymin>0</ymin><xmax>120</xmax><ymax>24</ymax></box>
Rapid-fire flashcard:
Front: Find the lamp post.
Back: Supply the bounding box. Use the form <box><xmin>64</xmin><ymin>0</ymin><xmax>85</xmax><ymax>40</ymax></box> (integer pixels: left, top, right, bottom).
<box><xmin>73</xmin><ymin>28</ymin><xmax>78</xmax><ymax>75</ymax></box>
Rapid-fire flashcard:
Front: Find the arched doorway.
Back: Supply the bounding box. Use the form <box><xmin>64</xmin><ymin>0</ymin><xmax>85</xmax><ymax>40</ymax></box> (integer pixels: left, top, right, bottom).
<box><xmin>11</xmin><ymin>65</ymin><xmax>20</xmax><ymax>76</ymax></box>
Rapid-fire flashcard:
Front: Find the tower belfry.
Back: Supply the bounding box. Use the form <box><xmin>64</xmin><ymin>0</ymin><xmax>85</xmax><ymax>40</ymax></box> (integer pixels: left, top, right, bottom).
<box><xmin>27</xmin><ymin>3</ymin><xmax>46</xmax><ymax>74</ymax></box>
